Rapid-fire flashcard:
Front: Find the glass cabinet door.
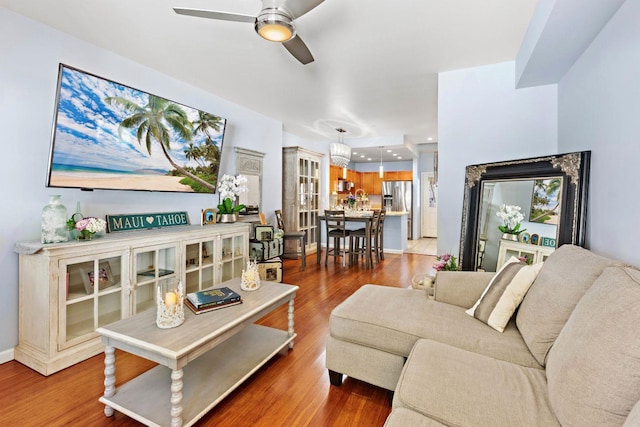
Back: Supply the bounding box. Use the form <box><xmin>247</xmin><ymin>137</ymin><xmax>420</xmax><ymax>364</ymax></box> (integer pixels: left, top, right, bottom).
<box><xmin>59</xmin><ymin>251</ymin><xmax>127</xmax><ymax>350</ymax></box>
<box><xmin>132</xmin><ymin>244</ymin><xmax>178</xmax><ymax>315</ymax></box>
<box><xmin>184</xmin><ymin>239</ymin><xmax>215</xmax><ymax>294</ymax></box>
<box><xmin>218</xmin><ymin>233</ymin><xmax>247</xmax><ymax>283</ymax></box>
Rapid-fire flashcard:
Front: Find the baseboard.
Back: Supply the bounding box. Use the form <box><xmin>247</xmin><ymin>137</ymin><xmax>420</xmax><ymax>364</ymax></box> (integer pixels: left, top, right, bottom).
<box><xmin>0</xmin><ymin>348</ymin><xmax>15</xmax><ymax>365</ymax></box>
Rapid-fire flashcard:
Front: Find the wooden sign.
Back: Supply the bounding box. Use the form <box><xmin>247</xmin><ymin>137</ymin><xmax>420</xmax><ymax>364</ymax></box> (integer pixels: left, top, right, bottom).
<box><xmin>541</xmin><ymin>237</ymin><xmax>557</xmax><ymax>247</ymax></box>
<box><xmin>106</xmin><ymin>212</ymin><xmax>190</xmax><ymax>232</ymax></box>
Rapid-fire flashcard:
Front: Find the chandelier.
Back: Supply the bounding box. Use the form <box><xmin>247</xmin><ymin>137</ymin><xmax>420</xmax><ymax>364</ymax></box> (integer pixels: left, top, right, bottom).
<box><xmin>330</xmin><ymin>128</ymin><xmax>351</xmax><ymax>168</ymax></box>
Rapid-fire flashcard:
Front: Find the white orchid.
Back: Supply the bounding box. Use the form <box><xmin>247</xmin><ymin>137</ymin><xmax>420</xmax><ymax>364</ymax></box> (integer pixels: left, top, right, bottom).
<box><xmin>496</xmin><ymin>204</ymin><xmax>526</xmax><ymax>235</ymax></box>
<box><xmin>217</xmin><ymin>174</ymin><xmax>248</xmax><ymax>214</ymax></box>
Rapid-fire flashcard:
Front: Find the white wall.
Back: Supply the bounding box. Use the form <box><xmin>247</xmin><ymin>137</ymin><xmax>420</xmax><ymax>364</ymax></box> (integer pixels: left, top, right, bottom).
<box><xmin>557</xmin><ymin>0</ymin><xmax>640</xmax><ymax>265</ymax></box>
<box><xmin>437</xmin><ymin>61</ymin><xmax>558</xmax><ymax>257</ymax></box>
<box><xmin>0</xmin><ymin>8</ymin><xmax>283</xmax><ymax>356</ymax></box>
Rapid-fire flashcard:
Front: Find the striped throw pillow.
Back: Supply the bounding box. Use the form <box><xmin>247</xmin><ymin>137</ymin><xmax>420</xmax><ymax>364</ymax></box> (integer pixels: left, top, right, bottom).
<box><xmin>466</xmin><ymin>257</ymin><xmax>543</xmax><ymax>332</ymax></box>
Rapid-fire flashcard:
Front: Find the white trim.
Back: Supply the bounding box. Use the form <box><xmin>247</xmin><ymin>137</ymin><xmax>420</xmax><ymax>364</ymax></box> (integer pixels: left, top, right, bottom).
<box><xmin>0</xmin><ymin>348</ymin><xmax>15</xmax><ymax>365</ymax></box>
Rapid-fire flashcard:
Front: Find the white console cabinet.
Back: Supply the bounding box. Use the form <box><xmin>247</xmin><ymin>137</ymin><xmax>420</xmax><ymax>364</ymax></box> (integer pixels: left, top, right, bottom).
<box><xmin>14</xmin><ymin>224</ymin><xmax>249</xmax><ymax>375</ymax></box>
<box><xmin>496</xmin><ymin>239</ymin><xmax>555</xmax><ymax>270</ymax></box>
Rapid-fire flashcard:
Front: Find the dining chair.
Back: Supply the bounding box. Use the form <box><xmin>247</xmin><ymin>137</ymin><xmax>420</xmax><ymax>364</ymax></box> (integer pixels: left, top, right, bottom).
<box><xmin>324</xmin><ymin>210</ymin><xmax>351</xmax><ymax>267</ymax></box>
<box><xmin>275</xmin><ymin>209</ymin><xmax>306</xmax><ymax>270</ymax></box>
<box><xmin>349</xmin><ymin>210</ymin><xmax>379</xmax><ymax>267</ymax></box>
<box><xmin>373</xmin><ymin>209</ymin><xmax>386</xmax><ymax>263</ymax></box>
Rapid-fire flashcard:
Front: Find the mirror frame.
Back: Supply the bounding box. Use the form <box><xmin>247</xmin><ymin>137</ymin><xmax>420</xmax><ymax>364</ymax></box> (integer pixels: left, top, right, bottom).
<box><xmin>459</xmin><ymin>151</ymin><xmax>591</xmax><ymax>271</ymax></box>
<box><xmin>234</xmin><ymin>147</ymin><xmax>265</xmax><ymax>210</ymax></box>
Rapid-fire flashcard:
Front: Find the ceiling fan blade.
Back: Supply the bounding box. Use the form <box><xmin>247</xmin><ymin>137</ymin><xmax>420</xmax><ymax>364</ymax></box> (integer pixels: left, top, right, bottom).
<box><xmin>173</xmin><ymin>7</ymin><xmax>255</xmax><ymax>23</ymax></box>
<box><xmin>279</xmin><ymin>0</ymin><xmax>324</xmax><ymax>20</ymax></box>
<box><xmin>283</xmin><ymin>35</ymin><xmax>314</xmax><ymax>64</ymax></box>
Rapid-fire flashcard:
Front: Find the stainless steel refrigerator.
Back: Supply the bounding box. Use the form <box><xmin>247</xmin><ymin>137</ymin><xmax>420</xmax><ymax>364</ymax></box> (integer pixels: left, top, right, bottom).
<box><xmin>382</xmin><ymin>181</ymin><xmax>413</xmax><ymax>240</ymax></box>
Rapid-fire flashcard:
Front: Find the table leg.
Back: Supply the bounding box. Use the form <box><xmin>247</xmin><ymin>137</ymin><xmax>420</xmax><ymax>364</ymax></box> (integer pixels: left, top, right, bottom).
<box><xmin>365</xmin><ymin>221</ymin><xmax>372</xmax><ymax>269</ymax></box>
<box><xmin>170</xmin><ymin>369</ymin><xmax>184</xmax><ymax>427</ymax></box>
<box><xmin>316</xmin><ymin>220</ymin><xmax>322</xmax><ymax>265</ymax></box>
<box><xmin>288</xmin><ymin>298</ymin><xmax>295</xmax><ymax>349</ymax></box>
<box><xmin>103</xmin><ymin>345</ymin><xmax>116</xmax><ymax>417</ymax></box>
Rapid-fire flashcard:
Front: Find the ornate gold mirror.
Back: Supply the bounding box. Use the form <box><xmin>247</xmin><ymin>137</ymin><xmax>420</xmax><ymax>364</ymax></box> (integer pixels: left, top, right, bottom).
<box><xmin>459</xmin><ymin>151</ymin><xmax>591</xmax><ymax>271</ymax></box>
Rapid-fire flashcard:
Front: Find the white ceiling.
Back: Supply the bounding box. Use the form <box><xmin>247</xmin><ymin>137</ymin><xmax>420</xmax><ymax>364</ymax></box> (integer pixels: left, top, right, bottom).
<box><xmin>1</xmin><ymin>0</ymin><xmax>538</xmax><ymax>162</ymax></box>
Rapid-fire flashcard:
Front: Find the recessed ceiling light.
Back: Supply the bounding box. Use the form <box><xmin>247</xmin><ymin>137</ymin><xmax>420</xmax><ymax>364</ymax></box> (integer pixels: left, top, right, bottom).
<box><xmin>386</xmin><ymin>149</ymin><xmax>392</xmax><ymax>153</ymax></box>
<box><xmin>397</xmin><ymin>156</ymin><xmax>403</xmax><ymax>159</ymax></box>
<box><xmin>392</xmin><ymin>153</ymin><xmax>398</xmax><ymax>156</ymax></box>
<box><xmin>367</xmin><ymin>158</ymin><xmax>372</xmax><ymax>161</ymax></box>
<box><xmin>352</xmin><ymin>151</ymin><xmax>358</xmax><ymax>155</ymax></box>
<box><xmin>360</xmin><ymin>155</ymin><xmax>365</xmax><ymax>158</ymax></box>
<box><xmin>428</xmin><ymin>137</ymin><xmax>433</xmax><ymax>141</ymax></box>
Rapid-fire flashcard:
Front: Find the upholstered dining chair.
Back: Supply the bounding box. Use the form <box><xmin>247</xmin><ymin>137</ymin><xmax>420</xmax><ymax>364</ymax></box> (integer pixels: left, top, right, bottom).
<box><xmin>275</xmin><ymin>209</ymin><xmax>306</xmax><ymax>270</ymax></box>
<box><xmin>324</xmin><ymin>210</ymin><xmax>351</xmax><ymax>267</ymax></box>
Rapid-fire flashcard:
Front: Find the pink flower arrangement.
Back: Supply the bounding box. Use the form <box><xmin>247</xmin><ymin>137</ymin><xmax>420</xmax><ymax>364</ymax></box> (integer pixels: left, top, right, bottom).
<box><xmin>433</xmin><ymin>252</ymin><xmax>460</xmax><ymax>271</ymax></box>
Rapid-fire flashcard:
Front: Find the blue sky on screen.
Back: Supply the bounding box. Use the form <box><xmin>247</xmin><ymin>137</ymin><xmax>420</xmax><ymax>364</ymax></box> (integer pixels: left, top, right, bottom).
<box><xmin>52</xmin><ymin>67</ymin><xmax>224</xmax><ymax>174</ymax></box>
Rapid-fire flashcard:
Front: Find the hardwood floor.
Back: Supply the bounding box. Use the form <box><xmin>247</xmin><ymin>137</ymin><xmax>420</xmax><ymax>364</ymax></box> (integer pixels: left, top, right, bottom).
<box><xmin>0</xmin><ymin>252</ymin><xmax>436</xmax><ymax>427</ymax></box>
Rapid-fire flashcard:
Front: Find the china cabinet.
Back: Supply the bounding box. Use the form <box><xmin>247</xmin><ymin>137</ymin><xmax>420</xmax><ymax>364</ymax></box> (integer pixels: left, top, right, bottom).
<box><xmin>14</xmin><ymin>224</ymin><xmax>249</xmax><ymax>375</ymax></box>
<box><xmin>282</xmin><ymin>147</ymin><xmax>323</xmax><ymax>254</ymax></box>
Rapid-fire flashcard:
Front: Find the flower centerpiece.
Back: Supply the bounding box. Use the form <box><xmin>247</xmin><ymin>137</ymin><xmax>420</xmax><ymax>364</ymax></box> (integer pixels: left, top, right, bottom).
<box><xmin>67</xmin><ymin>215</ymin><xmax>107</xmax><ymax>240</ymax></box>
<box><xmin>346</xmin><ymin>194</ymin><xmax>356</xmax><ymax>209</ymax></box>
<box><xmin>433</xmin><ymin>252</ymin><xmax>460</xmax><ymax>272</ymax></box>
<box><xmin>216</xmin><ymin>174</ymin><xmax>248</xmax><ymax>223</ymax></box>
<box><xmin>496</xmin><ymin>204</ymin><xmax>527</xmax><ymax>240</ymax></box>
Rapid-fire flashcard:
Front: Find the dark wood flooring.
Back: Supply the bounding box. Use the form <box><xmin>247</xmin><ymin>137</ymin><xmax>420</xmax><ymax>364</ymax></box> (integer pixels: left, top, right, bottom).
<box><xmin>0</xmin><ymin>252</ymin><xmax>435</xmax><ymax>427</ymax></box>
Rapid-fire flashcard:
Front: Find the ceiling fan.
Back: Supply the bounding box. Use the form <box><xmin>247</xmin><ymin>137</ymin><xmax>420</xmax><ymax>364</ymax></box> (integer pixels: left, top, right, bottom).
<box><xmin>173</xmin><ymin>0</ymin><xmax>324</xmax><ymax>65</ymax></box>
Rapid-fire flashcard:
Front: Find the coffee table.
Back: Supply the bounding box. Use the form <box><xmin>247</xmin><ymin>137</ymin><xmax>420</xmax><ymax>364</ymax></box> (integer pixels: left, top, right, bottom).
<box><xmin>96</xmin><ymin>278</ymin><xmax>298</xmax><ymax>427</ymax></box>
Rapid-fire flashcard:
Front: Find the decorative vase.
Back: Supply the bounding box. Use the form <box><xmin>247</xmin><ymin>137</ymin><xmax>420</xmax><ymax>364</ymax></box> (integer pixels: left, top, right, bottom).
<box><xmin>241</xmin><ymin>260</ymin><xmax>261</xmax><ymax>291</ymax></box>
<box><xmin>156</xmin><ymin>280</ymin><xmax>185</xmax><ymax>329</ymax></box>
<box><xmin>77</xmin><ymin>231</ymin><xmax>95</xmax><ymax>241</ymax></box>
<box><xmin>219</xmin><ymin>213</ymin><xmax>237</xmax><ymax>223</ymax></box>
<box><xmin>502</xmin><ymin>233</ymin><xmax>519</xmax><ymax>241</ymax></box>
<box><xmin>41</xmin><ymin>195</ymin><xmax>69</xmax><ymax>243</ymax></box>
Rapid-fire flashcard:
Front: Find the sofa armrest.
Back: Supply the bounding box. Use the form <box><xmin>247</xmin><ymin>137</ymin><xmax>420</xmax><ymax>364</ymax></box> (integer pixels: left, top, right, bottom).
<box><xmin>434</xmin><ymin>271</ymin><xmax>495</xmax><ymax>308</ymax></box>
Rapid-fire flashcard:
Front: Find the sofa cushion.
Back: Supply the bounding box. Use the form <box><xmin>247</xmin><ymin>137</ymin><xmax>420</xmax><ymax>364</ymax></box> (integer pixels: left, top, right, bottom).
<box><xmin>516</xmin><ymin>244</ymin><xmax>620</xmax><ymax>365</ymax></box>
<box><xmin>466</xmin><ymin>257</ymin><xmax>543</xmax><ymax>332</ymax></box>
<box><xmin>330</xmin><ymin>284</ymin><xmax>541</xmax><ymax>368</ymax></box>
<box><xmin>384</xmin><ymin>408</ymin><xmax>447</xmax><ymax>427</ymax></box>
<box><xmin>623</xmin><ymin>400</ymin><xmax>640</xmax><ymax>427</ymax></box>
<box><xmin>546</xmin><ymin>267</ymin><xmax>640</xmax><ymax>426</ymax></box>
<box><xmin>393</xmin><ymin>339</ymin><xmax>560</xmax><ymax>427</ymax></box>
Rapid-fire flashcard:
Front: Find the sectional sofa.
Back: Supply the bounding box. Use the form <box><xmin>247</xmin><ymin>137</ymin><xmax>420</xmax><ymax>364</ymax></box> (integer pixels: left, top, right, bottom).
<box><xmin>325</xmin><ymin>245</ymin><xmax>640</xmax><ymax>426</ymax></box>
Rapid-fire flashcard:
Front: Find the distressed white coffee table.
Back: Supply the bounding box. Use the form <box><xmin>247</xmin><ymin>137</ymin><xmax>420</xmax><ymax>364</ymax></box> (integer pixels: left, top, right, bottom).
<box><xmin>96</xmin><ymin>278</ymin><xmax>298</xmax><ymax>427</ymax></box>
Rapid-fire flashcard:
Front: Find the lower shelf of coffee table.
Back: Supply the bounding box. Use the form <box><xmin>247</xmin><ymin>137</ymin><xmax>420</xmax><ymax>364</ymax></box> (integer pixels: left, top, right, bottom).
<box><xmin>99</xmin><ymin>324</ymin><xmax>295</xmax><ymax>427</ymax></box>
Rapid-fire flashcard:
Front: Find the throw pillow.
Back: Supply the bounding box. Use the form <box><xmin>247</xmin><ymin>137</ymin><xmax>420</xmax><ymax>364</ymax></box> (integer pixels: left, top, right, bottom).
<box><xmin>466</xmin><ymin>257</ymin><xmax>543</xmax><ymax>332</ymax></box>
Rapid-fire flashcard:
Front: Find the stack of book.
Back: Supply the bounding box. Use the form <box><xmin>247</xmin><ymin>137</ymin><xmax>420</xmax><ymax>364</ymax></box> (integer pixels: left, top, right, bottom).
<box><xmin>185</xmin><ymin>287</ymin><xmax>242</xmax><ymax>314</ymax></box>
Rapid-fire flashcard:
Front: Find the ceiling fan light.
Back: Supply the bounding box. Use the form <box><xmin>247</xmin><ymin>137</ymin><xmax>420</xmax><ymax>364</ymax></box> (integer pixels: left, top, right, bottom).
<box><xmin>255</xmin><ymin>10</ymin><xmax>295</xmax><ymax>42</ymax></box>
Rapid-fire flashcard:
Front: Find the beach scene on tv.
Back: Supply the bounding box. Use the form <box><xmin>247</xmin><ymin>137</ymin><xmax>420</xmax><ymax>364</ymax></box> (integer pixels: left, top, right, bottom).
<box><xmin>48</xmin><ymin>65</ymin><xmax>226</xmax><ymax>193</ymax></box>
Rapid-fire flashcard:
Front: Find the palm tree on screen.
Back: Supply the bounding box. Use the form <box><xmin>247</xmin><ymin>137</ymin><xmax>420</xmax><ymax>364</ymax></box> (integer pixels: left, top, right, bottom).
<box><xmin>104</xmin><ymin>94</ymin><xmax>216</xmax><ymax>192</ymax></box>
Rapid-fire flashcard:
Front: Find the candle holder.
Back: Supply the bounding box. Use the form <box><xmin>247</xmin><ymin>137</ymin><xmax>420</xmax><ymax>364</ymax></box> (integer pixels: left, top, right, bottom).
<box><xmin>241</xmin><ymin>260</ymin><xmax>261</xmax><ymax>291</ymax></box>
<box><xmin>156</xmin><ymin>279</ymin><xmax>185</xmax><ymax>329</ymax></box>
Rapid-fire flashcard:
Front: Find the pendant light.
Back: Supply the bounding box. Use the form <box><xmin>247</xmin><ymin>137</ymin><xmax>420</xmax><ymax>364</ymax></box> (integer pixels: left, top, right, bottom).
<box><xmin>379</xmin><ymin>146</ymin><xmax>384</xmax><ymax>178</ymax></box>
<box><xmin>330</xmin><ymin>128</ymin><xmax>350</xmax><ymax>168</ymax></box>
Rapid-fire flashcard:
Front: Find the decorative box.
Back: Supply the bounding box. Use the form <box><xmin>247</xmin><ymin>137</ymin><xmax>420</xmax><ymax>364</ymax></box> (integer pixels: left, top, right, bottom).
<box><xmin>257</xmin><ymin>257</ymin><xmax>283</xmax><ymax>283</ymax></box>
<box><xmin>254</xmin><ymin>225</ymin><xmax>275</xmax><ymax>241</ymax></box>
<box><xmin>250</xmin><ymin>238</ymin><xmax>284</xmax><ymax>261</ymax></box>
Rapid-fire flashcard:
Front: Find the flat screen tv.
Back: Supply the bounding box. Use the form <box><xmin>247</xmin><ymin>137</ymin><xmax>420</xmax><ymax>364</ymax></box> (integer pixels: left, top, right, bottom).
<box><xmin>47</xmin><ymin>64</ymin><xmax>226</xmax><ymax>193</ymax></box>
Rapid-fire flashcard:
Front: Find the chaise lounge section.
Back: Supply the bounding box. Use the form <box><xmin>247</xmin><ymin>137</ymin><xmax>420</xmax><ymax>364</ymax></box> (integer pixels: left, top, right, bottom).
<box><xmin>326</xmin><ymin>245</ymin><xmax>640</xmax><ymax>426</ymax></box>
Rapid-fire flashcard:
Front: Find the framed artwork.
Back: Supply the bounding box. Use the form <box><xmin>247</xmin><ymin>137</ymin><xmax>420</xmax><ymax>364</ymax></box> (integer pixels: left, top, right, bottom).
<box><xmin>255</xmin><ymin>225</ymin><xmax>274</xmax><ymax>241</ymax></box>
<box><xmin>201</xmin><ymin>208</ymin><xmax>216</xmax><ymax>225</ymax></box>
<box><xmin>529</xmin><ymin>178</ymin><xmax>562</xmax><ymax>224</ymax></box>
<box><xmin>530</xmin><ymin>233</ymin><xmax>540</xmax><ymax>246</ymax></box>
<box><xmin>80</xmin><ymin>262</ymin><xmax>114</xmax><ymax>294</ymax></box>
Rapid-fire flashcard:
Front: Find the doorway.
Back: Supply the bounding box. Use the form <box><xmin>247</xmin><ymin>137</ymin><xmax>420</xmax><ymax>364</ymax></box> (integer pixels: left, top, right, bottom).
<box><xmin>421</xmin><ymin>172</ymin><xmax>437</xmax><ymax>238</ymax></box>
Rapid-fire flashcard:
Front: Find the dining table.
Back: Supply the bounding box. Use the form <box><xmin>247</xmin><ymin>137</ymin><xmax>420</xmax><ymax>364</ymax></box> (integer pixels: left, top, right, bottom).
<box><xmin>317</xmin><ymin>211</ymin><xmax>375</xmax><ymax>269</ymax></box>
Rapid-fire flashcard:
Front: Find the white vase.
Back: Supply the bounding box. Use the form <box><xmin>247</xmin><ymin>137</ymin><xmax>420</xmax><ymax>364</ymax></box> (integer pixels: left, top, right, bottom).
<box><xmin>41</xmin><ymin>195</ymin><xmax>69</xmax><ymax>243</ymax></box>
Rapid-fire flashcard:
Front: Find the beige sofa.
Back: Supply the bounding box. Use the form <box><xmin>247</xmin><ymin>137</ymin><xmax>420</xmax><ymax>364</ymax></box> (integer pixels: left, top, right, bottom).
<box><xmin>325</xmin><ymin>245</ymin><xmax>640</xmax><ymax>426</ymax></box>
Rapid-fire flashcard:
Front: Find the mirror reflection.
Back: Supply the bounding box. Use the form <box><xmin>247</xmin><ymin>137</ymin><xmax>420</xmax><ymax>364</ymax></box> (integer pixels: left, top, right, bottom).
<box><xmin>476</xmin><ymin>177</ymin><xmax>562</xmax><ymax>272</ymax></box>
<box><xmin>238</xmin><ymin>175</ymin><xmax>260</xmax><ymax>209</ymax></box>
